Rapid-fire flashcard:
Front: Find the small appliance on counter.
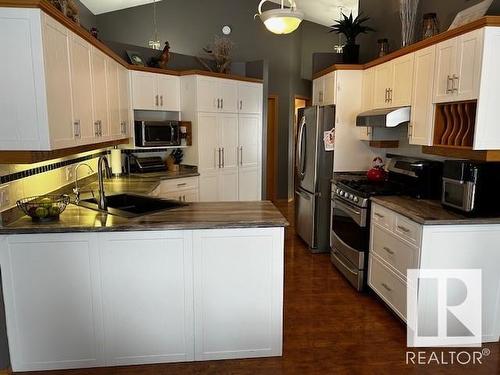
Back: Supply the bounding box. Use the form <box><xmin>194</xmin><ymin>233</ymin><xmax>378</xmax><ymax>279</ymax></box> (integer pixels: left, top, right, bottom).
<box><xmin>134</xmin><ymin>120</ymin><xmax>181</xmax><ymax>147</ymax></box>
<box><xmin>127</xmin><ymin>155</ymin><xmax>166</xmax><ymax>173</ymax></box>
<box><xmin>330</xmin><ymin>155</ymin><xmax>443</xmax><ymax>291</ymax></box>
<box><xmin>442</xmin><ymin>160</ymin><xmax>500</xmax><ymax>216</ymax></box>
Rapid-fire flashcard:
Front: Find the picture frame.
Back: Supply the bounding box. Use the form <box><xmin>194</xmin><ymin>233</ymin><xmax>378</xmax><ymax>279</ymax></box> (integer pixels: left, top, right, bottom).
<box><xmin>448</xmin><ymin>0</ymin><xmax>493</xmax><ymax>30</ymax></box>
<box><xmin>126</xmin><ymin>50</ymin><xmax>146</xmax><ymax>66</ymax></box>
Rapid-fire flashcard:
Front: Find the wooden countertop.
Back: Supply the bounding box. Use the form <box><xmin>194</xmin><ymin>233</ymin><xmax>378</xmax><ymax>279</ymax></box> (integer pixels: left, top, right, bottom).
<box><xmin>371</xmin><ymin>196</ymin><xmax>500</xmax><ymax>225</ymax></box>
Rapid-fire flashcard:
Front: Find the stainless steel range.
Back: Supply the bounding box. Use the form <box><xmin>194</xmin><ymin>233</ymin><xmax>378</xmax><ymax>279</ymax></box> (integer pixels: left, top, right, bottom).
<box><xmin>330</xmin><ymin>156</ymin><xmax>443</xmax><ymax>291</ymax></box>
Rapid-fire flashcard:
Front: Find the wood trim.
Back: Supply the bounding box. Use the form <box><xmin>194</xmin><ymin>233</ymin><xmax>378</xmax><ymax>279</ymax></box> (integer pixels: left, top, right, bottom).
<box><xmin>313</xmin><ymin>15</ymin><xmax>500</xmax><ymax>79</ymax></box>
<box><xmin>312</xmin><ymin>64</ymin><xmax>364</xmax><ymax>79</ymax></box>
<box><xmin>422</xmin><ymin>145</ymin><xmax>500</xmax><ymax>161</ymax></box>
<box><xmin>0</xmin><ymin>139</ymin><xmax>129</xmax><ymax>164</ymax></box>
<box><xmin>0</xmin><ymin>0</ymin><xmax>263</xmax><ymax>83</ymax></box>
<box><xmin>369</xmin><ymin>140</ymin><xmax>400</xmax><ymax>148</ymax></box>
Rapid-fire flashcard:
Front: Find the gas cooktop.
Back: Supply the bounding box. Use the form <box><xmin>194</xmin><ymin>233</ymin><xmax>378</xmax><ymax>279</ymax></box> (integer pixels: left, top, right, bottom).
<box><xmin>336</xmin><ymin>178</ymin><xmax>405</xmax><ymax>198</ymax></box>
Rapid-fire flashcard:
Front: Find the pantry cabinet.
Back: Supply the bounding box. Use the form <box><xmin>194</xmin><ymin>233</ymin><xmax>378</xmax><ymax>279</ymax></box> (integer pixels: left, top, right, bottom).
<box><xmin>131</xmin><ymin>71</ymin><xmax>180</xmax><ymax>111</ymax></box>
<box><xmin>434</xmin><ymin>29</ymin><xmax>483</xmax><ymax>103</ymax></box>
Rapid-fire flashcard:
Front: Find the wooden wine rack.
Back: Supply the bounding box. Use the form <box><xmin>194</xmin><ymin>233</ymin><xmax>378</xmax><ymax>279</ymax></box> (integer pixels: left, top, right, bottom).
<box><xmin>433</xmin><ymin>101</ymin><xmax>477</xmax><ymax>148</ymax></box>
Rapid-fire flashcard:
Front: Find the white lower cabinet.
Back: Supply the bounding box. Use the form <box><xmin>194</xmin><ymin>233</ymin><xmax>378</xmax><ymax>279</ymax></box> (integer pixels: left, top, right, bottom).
<box><xmin>0</xmin><ymin>227</ymin><xmax>284</xmax><ymax>372</ymax></box>
<box><xmin>151</xmin><ymin>177</ymin><xmax>200</xmax><ymax>202</ymax></box>
<box><xmin>193</xmin><ymin>228</ymin><xmax>284</xmax><ymax>360</ymax></box>
<box><xmin>0</xmin><ymin>234</ymin><xmax>104</xmax><ymax>372</ymax></box>
<box><xmin>99</xmin><ymin>231</ymin><xmax>194</xmax><ymax>365</ymax></box>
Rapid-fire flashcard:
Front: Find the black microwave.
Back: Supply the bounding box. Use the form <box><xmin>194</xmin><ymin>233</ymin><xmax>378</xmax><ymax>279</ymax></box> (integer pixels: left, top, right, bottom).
<box><xmin>134</xmin><ymin>120</ymin><xmax>181</xmax><ymax>147</ymax></box>
<box><xmin>442</xmin><ymin>160</ymin><xmax>500</xmax><ymax>215</ymax></box>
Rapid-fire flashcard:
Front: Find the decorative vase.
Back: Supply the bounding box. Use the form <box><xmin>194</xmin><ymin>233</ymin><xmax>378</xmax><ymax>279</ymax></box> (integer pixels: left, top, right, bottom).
<box><xmin>400</xmin><ymin>0</ymin><xmax>419</xmax><ymax>47</ymax></box>
<box><xmin>342</xmin><ymin>44</ymin><xmax>360</xmax><ymax>64</ymax></box>
<box><xmin>422</xmin><ymin>13</ymin><xmax>439</xmax><ymax>39</ymax></box>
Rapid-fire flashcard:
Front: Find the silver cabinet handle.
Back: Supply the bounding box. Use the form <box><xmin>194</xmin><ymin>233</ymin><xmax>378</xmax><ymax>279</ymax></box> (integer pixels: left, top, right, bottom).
<box><xmin>160</xmin><ymin>95</ymin><xmax>164</xmax><ymax>106</ymax></box>
<box><xmin>155</xmin><ymin>95</ymin><xmax>159</xmax><ymax>106</ymax></box>
<box><xmin>388</xmin><ymin>88</ymin><xmax>393</xmax><ymax>102</ymax></box>
<box><xmin>381</xmin><ymin>283</ymin><xmax>392</xmax><ymax>292</ymax></box>
<box><xmin>374</xmin><ymin>212</ymin><xmax>384</xmax><ymax>218</ymax></box>
<box><xmin>383</xmin><ymin>246</ymin><xmax>395</xmax><ymax>255</ymax></box>
<box><xmin>452</xmin><ymin>74</ymin><xmax>459</xmax><ymax>93</ymax></box>
<box><xmin>239</xmin><ymin>146</ymin><xmax>243</xmax><ymax>166</ymax></box>
<box><xmin>397</xmin><ymin>225</ymin><xmax>411</xmax><ymax>233</ymax></box>
<box><xmin>218</xmin><ymin>148</ymin><xmax>222</xmax><ymax>168</ymax></box>
<box><xmin>94</xmin><ymin>121</ymin><xmax>100</xmax><ymax>137</ymax></box>
<box><xmin>384</xmin><ymin>88</ymin><xmax>389</xmax><ymax>103</ymax></box>
<box><xmin>446</xmin><ymin>75</ymin><xmax>453</xmax><ymax>94</ymax></box>
<box><xmin>74</xmin><ymin>120</ymin><xmax>81</xmax><ymax>138</ymax></box>
<box><xmin>221</xmin><ymin>147</ymin><xmax>225</xmax><ymax>168</ymax></box>
<box><xmin>408</xmin><ymin>124</ymin><xmax>413</xmax><ymax>139</ymax></box>
<box><xmin>177</xmin><ymin>182</ymin><xmax>187</xmax><ymax>187</ymax></box>
<box><xmin>239</xmin><ymin>100</ymin><xmax>243</xmax><ymax>110</ymax></box>
<box><xmin>221</xmin><ymin>98</ymin><xmax>223</xmax><ymax>109</ymax></box>
<box><xmin>217</xmin><ymin>98</ymin><xmax>220</xmax><ymax>109</ymax></box>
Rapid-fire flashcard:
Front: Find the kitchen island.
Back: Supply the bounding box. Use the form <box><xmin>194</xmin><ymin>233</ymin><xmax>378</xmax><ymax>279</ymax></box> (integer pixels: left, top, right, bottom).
<box><xmin>0</xmin><ymin>200</ymin><xmax>288</xmax><ymax>372</ymax></box>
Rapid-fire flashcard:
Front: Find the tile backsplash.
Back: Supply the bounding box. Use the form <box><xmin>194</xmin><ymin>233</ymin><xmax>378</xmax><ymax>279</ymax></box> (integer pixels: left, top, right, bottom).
<box><xmin>0</xmin><ymin>149</ymin><xmax>107</xmax><ymax>212</ymax></box>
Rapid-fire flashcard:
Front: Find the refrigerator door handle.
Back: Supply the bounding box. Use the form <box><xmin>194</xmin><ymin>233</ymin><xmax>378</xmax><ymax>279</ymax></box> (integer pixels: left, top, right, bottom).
<box><xmin>296</xmin><ymin>116</ymin><xmax>307</xmax><ymax>180</ymax></box>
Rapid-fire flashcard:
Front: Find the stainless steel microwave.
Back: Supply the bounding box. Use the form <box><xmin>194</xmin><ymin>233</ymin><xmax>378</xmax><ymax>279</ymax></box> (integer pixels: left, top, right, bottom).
<box><xmin>134</xmin><ymin>120</ymin><xmax>181</xmax><ymax>147</ymax></box>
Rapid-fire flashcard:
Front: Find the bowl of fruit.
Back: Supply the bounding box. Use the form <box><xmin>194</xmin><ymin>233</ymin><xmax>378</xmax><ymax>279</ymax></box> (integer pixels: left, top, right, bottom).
<box><xmin>17</xmin><ymin>195</ymin><xmax>70</xmax><ymax>222</ymax></box>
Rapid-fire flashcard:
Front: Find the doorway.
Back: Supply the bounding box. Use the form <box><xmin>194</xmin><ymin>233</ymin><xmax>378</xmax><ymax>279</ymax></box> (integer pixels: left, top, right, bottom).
<box><xmin>266</xmin><ymin>95</ymin><xmax>279</xmax><ymax>202</ymax></box>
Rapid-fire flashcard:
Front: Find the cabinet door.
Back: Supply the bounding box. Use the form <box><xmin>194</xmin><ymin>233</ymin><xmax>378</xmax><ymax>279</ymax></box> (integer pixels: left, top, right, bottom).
<box><xmin>359</xmin><ymin>68</ymin><xmax>375</xmax><ymax>141</ymax></box>
<box><xmin>219</xmin><ymin>79</ymin><xmax>238</xmax><ymax>113</ymax></box>
<box><xmin>157</xmin><ymin>74</ymin><xmax>180</xmax><ymax>111</ymax></box>
<box><xmin>192</xmin><ymin>228</ymin><xmax>284</xmax><ymax>360</ymax></box>
<box><xmin>239</xmin><ymin>167</ymin><xmax>261</xmax><ymax>201</ymax></box>
<box><xmin>219</xmin><ymin>114</ymin><xmax>239</xmax><ymax>170</ymax></box>
<box><xmin>373</xmin><ymin>62</ymin><xmax>393</xmax><ymax>108</ymax></box>
<box><xmin>69</xmin><ymin>33</ymin><xmax>95</xmax><ymax>145</ymax></box>
<box><xmin>99</xmin><ymin>231</ymin><xmax>194</xmax><ymax>365</ymax></box>
<box><xmin>197</xmin><ymin>77</ymin><xmax>219</xmax><ymax>112</ymax></box>
<box><xmin>238</xmin><ymin>82</ymin><xmax>262</xmax><ymax>114</ymax></box>
<box><xmin>0</xmin><ymin>8</ymin><xmax>45</xmax><ymax>150</ymax></box>
<box><xmin>91</xmin><ymin>48</ymin><xmax>109</xmax><ymax>141</ymax></box>
<box><xmin>434</xmin><ymin>37</ymin><xmax>457</xmax><ymax>103</ymax></box>
<box><xmin>312</xmin><ymin>77</ymin><xmax>324</xmax><ymax>105</ymax></box>
<box><xmin>410</xmin><ymin>46</ymin><xmax>436</xmax><ymax>146</ymax></box>
<box><xmin>323</xmin><ymin>72</ymin><xmax>336</xmax><ymax>105</ymax></box>
<box><xmin>238</xmin><ymin>114</ymin><xmax>261</xmax><ymax>169</ymax></box>
<box><xmin>218</xmin><ymin>168</ymin><xmax>239</xmax><ymax>201</ymax></box>
<box><xmin>455</xmin><ymin>29</ymin><xmax>483</xmax><ymax>101</ymax></box>
<box><xmin>106</xmin><ymin>59</ymin><xmax>121</xmax><ymax>140</ymax></box>
<box><xmin>117</xmin><ymin>65</ymin><xmax>130</xmax><ymax>137</ymax></box>
<box><xmin>42</xmin><ymin>14</ymin><xmax>75</xmax><ymax>149</ymax></box>
<box><xmin>0</xmin><ymin>234</ymin><xmax>104</xmax><ymax>372</ymax></box>
<box><xmin>197</xmin><ymin>113</ymin><xmax>219</xmax><ymax>173</ymax></box>
<box><xmin>199</xmin><ymin>172</ymin><xmax>219</xmax><ymax>202</ymax></box>
<box><xmin>391</xmin><ymin>53</ymin><xmax>414</xmax><ymax>107</ymax></box>
<box><xmin>131</xmin><ymin>71</ymin><xmax>157</xmax><ymax>110</ymax></box>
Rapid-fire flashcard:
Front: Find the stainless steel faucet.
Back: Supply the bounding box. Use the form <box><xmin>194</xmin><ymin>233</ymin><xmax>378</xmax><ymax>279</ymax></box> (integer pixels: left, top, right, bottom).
<box><xmin>73</xmin><ymin>163</ymin><xmax>95</xmax><ymax>204</ymax></box>
<box><xmin>97</xmin><ymin>155</ymin><xmax>112</xmax><ymax>210</ymax></box>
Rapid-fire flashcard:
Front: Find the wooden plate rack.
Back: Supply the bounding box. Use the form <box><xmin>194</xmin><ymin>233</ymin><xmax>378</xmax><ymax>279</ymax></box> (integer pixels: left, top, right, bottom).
<box><xmin>433</xmin><ymin>101</ymin><xmax>477</xmax><ymax>148</ymax></box>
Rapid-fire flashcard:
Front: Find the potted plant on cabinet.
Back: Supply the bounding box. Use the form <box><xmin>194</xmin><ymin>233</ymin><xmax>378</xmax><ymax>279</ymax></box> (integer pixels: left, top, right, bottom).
<box><xmin>329</xmin><ymin>12</ymin><xmax>374</xmax><ymax>64</ymax></box>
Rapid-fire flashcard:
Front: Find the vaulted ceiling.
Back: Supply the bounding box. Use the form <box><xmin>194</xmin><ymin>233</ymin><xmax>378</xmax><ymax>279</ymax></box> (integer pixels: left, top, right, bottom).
<box><xmin>80</xmin><ymin>0</ymin><xmax>359</xmax><ymax>27</ymax></box>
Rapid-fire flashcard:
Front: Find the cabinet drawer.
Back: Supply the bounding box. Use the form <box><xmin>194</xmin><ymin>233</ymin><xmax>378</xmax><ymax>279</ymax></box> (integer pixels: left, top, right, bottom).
<box><xmin>160</xmin><ymin>189</ymin><xmax>198</xmax><ymax>202</ymax></box>
<box><xmin>371</xmin><ymin>225</ymin><xmax>418</xmax><ymax>279</ymax></box>
<box><xmin>160</xmin><ymin>177</ymin><xmax>199</xmax><ymax>193</ymax></box>
<box><xmin>371</xmin><ymin>204</ymin><xmax>394</xmax><ymax>230</ymax></box>
<box><xmin>394</xmin><ymin>215</ymin><xmax>421</xmax><ymax>247</ymax></box>
<box><xmin>368</xmin><ymin>254</ymin><xmax>407</xmax><ymax>321</ymax></box>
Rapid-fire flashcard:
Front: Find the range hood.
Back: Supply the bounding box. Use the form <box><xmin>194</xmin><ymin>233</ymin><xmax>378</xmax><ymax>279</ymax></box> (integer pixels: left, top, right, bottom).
<box><xmin>356</xmin><ymin>107</ymin><xmax>411</xmax><ymax>128</ymax></box>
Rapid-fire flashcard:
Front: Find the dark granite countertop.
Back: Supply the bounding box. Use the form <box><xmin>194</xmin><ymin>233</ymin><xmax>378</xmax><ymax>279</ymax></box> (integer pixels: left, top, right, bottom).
<box><xmin>1</xmin><ymin>201</ymin><xmax>288</xmax><ymax>234</ymax></box>
<box><xmin>371</xmin><ymin>196</ymin><xmax>500</xmax><ymax>225</ymax></box>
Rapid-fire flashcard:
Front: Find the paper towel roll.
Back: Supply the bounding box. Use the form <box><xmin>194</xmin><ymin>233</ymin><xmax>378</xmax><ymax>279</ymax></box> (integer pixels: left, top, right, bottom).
<box><xmin>110</xmin><ymin>148</ymin><xmax>122</xmax><ymax>176</ymax></box>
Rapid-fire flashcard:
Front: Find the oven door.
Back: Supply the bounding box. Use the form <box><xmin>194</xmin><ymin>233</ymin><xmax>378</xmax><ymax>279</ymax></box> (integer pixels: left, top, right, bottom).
<box><xmin>330</xmin><ymin>198</ymin><xmax>369</xmax><ymax>269</ymax></box>
<box><xmin>442</xmin><ymin>178</ymin><xmax>476</xmax><ymax>212</ymax></box>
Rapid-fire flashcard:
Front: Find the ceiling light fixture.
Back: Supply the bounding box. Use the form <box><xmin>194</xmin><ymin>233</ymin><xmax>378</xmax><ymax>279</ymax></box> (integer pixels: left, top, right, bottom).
<box><xmin>257</xmin><ymin>0</ymin><xmax>304</xmax><ymax>35</ymax></box>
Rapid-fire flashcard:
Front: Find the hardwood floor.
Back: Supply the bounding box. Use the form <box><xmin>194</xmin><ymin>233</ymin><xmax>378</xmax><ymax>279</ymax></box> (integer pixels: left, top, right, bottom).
<box><xmin>17</xmin><ymin>202</ymin><xmax>500</xmax><ymax>375</ymax></box>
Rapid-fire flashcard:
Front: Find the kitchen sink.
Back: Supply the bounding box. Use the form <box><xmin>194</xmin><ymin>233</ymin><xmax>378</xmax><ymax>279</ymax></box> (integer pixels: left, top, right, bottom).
<box><xmin>78</xmin><ymin>193</ymin><xmax>187</xmax><ymax>218</ymax></box>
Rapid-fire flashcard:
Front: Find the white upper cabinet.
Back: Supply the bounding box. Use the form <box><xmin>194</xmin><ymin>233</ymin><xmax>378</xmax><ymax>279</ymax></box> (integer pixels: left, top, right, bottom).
<box><xmin>131</xmin><ymin>71</ymin><xmax>180</xmax><ymax>111</ymax></box>
<box><xmin>219</xmin><ymin>79</ymin><xmax>238</xmax><ymax>113</ymax></box>
<box><xmin>373</xmin><ymin>54</ymin><xmax>414</xmax><ymax>108</ymax></box>
<box><xmin>195</xmin><ymin>76</ymin><xmax>243</xmax><ymax>113</ymax></box>
<box><xmin>434</xmin><ymin>29</ymin><xmax>484</xmax><ymax>103</ymax></box>
<box><xmin>409</xmin><ymin>46</ymin><xmax>436</xmax><ymax>146</ymax></box>
<box><xmin>312</xmin><ymin>72</ymin><xmax>336</xmax><ymax>106</ymax></box>
<box><xmin>117</xmin><ymin>65</ymin><xmax>131</xmax><ymax>137</ymax></box>
<box><xmin>69</xmin><ymin>32</ymin><xmax>94</xmax><ymax>145</ymax></box>
<box><xmin>91</xmin><ymin>47</ymin><xmax>109</xmax><ymax>141</ymax></box>
<box><xmin>106</xmin><ymin>58</ymin><xmax>121</xmax><ymax>140</ymax></box>
<box><xmin>238</xmin><ymin>82</ymin><xmax>263</xmax><ymax>114</ymax></box>
<box><xmin>359</xmin><ymin>68</ymin><xmax>375</xmax><ymax>141</ymax></box>
<box><xmin>42</xmin><ymin>14</ymin><xmax>75</xmax><ymax>149</ymax></box>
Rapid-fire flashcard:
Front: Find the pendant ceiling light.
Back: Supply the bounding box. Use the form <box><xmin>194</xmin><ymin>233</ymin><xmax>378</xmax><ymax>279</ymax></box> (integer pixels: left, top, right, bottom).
<box><xmin>148</xmin><ymin>0</ymin><xmax>161</xmax><ymax>50</ymax></box>
<box><xmin>257</xmin><ymin>0</ymin><xmax>304</xmax><ymax>35</ymax></box>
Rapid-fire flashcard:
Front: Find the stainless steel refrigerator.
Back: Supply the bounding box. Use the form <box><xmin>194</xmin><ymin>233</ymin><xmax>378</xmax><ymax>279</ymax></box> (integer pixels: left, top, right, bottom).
<box><xmin>295</xmin><ymin>105</ymin><xmax>334</xmax><ymax>253</ymax></box>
